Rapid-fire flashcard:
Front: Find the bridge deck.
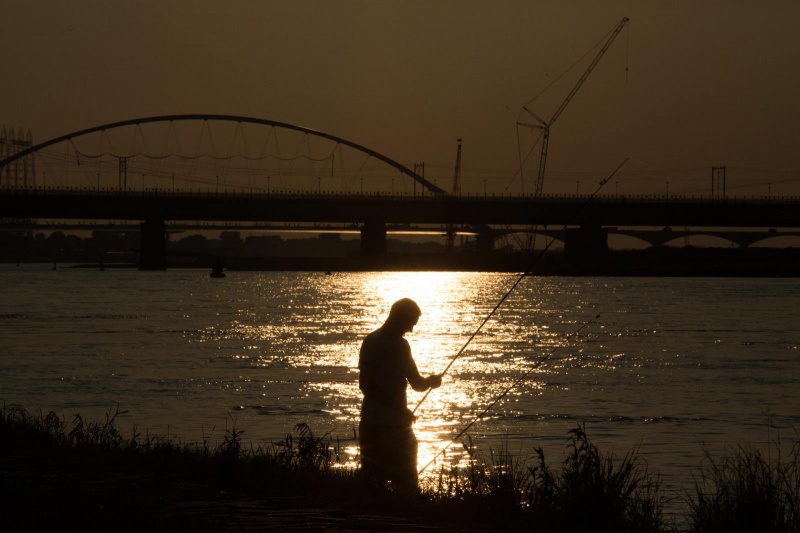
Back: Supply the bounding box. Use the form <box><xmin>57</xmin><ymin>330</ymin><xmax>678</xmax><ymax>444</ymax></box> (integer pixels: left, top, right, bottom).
<box><xmin>1</xmin><ymin>189</ymin><xmax>798</xmax><ymax>229</ymax></box>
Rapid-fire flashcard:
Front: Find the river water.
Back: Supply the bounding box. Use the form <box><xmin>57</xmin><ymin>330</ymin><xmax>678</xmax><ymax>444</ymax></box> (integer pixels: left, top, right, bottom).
<box><xmin>2</xmin><ymin>265</ymin><xmax>798</xmax><ymax>517</ymax></box>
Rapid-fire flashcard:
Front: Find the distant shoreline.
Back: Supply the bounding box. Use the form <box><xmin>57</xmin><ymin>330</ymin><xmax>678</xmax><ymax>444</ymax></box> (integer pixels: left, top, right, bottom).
<box><xmin>36</xmin><ymin>246</ymin><xmax>800</xmax><ymax>277</ymax></box>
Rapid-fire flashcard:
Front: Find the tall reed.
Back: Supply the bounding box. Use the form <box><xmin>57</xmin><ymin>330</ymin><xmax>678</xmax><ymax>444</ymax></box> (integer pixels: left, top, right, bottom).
<box><xmin>688</xmin><ymin>438</ymin><xmax>800</xmax><ymax>532</ymax></box>
<box><xmin>526</xmin><ymin>424</ymin><xmax>666</xmax><ymax>532</ymax></box>
<box><xmin>426</xmin><ymin>424</ymin><xmax>668</xmax><ymax>532</ymax></box>
<box><xmin>8</xmin><ymin>404</ymin><xmax>798</xmax><ymax>531</ymax></box>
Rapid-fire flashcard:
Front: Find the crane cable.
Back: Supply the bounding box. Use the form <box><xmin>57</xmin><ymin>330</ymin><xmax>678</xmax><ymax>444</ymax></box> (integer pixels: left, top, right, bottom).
<box><xmin>414</xmin><ymin>158</ymin><xmax>630</xmax><ymax>473</ymax></box>
<box><xmin>412</xmin><ymin>157</ymin><xmax>630</xmax><ymax>416</ymax></box>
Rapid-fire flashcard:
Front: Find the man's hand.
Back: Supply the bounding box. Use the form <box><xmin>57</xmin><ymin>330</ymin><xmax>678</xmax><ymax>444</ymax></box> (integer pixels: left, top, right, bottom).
<box><xmin>427</xmin><ymin>374</ymin><xmax>442</xmax><ymax>389</ymax></box>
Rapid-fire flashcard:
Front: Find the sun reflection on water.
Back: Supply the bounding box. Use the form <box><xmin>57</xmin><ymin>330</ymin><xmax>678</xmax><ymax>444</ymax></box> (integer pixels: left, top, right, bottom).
<box><xmin>7</xmin><ymin>269</ymin><xmax>798</xmax><ymax>515</ymax></box>
<box><xmin>354</xmin><ymin>271</ymin><xmax>556</xmax><ymax>475</ymax></box>
<box><xmin>186</xmin><ymin>271</ymin><xmax>609</xmax><ymax>477</ymax></box>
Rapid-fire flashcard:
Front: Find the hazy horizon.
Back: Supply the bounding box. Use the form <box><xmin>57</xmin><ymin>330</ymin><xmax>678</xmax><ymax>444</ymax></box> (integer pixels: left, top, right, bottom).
<box><xmin>3</xmin><ymin>1</ymin><xmax>800</xmax><ymax>197</ymax></box>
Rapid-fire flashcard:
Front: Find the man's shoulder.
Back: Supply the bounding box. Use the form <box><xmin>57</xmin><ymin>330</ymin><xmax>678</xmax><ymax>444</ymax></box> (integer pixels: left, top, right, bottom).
<box><xmin>360</xmin><ymin>327</ymin><xmax>408</xmax><ymax>356</ymax></box>
<box><xmin>362</xmin><ymin>327</ymin><xmax>384</xmax><ymax>346</ymax></box>
<box><xmin>359</xmin><ymin>328</ymin><xmax>383</xmax><ymax>359</ymax></box>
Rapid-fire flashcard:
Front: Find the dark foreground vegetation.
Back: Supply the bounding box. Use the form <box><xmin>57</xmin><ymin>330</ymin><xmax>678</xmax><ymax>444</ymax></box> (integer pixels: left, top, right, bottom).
<box><xmin>2</xmin><ymin>407</ymin><xmax>798</xmax><ymax>532</ymax></box>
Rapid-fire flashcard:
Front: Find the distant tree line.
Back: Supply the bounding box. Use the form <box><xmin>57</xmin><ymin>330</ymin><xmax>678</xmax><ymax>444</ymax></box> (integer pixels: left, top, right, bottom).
<box><xmin>0</xmin><ymin>229</ymin><xmax>450</xmax><ymax>265</ymax></box>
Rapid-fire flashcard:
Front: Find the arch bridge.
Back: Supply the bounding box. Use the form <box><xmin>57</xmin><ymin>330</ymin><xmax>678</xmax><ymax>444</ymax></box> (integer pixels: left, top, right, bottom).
<box><xmin>2</xmin><ymin>115</ymin><xmax>800</xmax><ymax>268</ymax></box>
<box><xmin>0</xmin><ymin>114</ymin><xmax>446</xmax><ymax>196</ymax></box>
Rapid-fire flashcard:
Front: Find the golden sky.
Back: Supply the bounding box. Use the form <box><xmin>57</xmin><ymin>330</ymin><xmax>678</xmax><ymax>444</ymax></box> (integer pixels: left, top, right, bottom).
<box><xmin>2</xmin><ymin>1</ymin><xmax>799</xmax><ymax>197</ymax></box>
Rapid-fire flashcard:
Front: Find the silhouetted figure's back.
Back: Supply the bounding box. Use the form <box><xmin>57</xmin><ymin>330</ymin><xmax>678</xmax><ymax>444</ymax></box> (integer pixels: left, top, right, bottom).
<box><xmin>358</xmin><ymin>298</ymin><xmax>441</xmax><ymax>492</ymax></box>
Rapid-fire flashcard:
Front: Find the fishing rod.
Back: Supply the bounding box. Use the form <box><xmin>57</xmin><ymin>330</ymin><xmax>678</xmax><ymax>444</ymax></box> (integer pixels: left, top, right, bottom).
<box><xmin>412</xmin><ymin>157</ymin><xmax>630</xmax><ymax>415</ymax></box>
<box><xmin>417</xmin><ymin>310</ymin><xmax>602</xmax><ymax>476</ymax></box>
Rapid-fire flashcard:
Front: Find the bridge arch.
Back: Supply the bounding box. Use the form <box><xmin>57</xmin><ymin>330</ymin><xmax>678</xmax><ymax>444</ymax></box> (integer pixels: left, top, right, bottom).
<box><xmin>491</xmin><ymin>226</ymin><xmax>568</xmax><ymax>250</ymax></box>
<box><xmin>0</xmin><ymin>114</ymin><xmax>447</xmax><ymax>195</ymax></box>
<box><xmin>749</xmin><ymin>234</ymin><xmax>800</xmax><ymax>247</ymax></box>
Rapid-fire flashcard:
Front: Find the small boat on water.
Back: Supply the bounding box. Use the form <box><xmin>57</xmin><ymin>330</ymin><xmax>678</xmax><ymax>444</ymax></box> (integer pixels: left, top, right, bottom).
<box><xmin>210</xmin><ymin>261</ymin><xmax>225</xmax><ymax>278</ymax></box>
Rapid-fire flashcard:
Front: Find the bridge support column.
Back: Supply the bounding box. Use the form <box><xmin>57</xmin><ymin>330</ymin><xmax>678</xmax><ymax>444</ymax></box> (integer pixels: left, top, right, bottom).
<box><xmin>476</xmin><ymin>232</ymin><xmax>495</xmax><ymax>253</ymax></box>
<box><xmin>360</xmin><ymin>221</ymin><xmax>387</xmax><ymax>260</ymax></box>
<box><xmin>564</xmin><ymin>225</ymin><xmax>608</xmax><ymax>261</ymax></box>
<box><xmin>139</xmin><ymin>219</ymin><xmax>167</xmax><ymax>270</ymax></box>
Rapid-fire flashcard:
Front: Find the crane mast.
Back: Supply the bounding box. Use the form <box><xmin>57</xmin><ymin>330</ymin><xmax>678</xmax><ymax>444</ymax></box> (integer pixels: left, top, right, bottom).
<box><xmin>520</xmin><ymin>16</ymin><xmax>629</xmax><ymax>197</ymax></box>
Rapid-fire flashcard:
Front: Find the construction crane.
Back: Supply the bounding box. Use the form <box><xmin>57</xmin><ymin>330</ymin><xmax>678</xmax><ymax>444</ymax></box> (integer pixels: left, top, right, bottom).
<box><xmin>518</xmin><ymin>16</ymin><xmax>629</xmax><ymax>197</ymax></box>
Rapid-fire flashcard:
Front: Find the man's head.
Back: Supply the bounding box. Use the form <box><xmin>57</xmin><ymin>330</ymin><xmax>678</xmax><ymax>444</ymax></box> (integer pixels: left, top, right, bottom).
<box><xmin>385</xmin><ymin>298</ymin><xmax>421</xmax><ymax>334</ymax></box>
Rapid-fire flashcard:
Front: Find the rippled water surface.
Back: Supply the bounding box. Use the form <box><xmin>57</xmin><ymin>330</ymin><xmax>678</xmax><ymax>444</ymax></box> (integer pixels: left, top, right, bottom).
<box><xmin>2</xmin><ymin>265</ymin><xmax>799</xmax><ymax>512</ymax></box>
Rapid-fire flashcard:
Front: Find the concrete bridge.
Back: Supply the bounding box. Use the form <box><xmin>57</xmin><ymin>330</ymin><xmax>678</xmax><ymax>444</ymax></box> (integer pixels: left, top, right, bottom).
<box><xmin>1</xmin><ymin>188</ymin><xmax>799</xmax><ymax>268</ymax></box>
<box><xmin>5</xmin><ymin>219</ymin><xmax>799</xmax><ymax>249</ymax></box>
<box><xmin>1</xmin><ymin>115</ymin><xmax>799</xmax><ymax>268</ymax></box>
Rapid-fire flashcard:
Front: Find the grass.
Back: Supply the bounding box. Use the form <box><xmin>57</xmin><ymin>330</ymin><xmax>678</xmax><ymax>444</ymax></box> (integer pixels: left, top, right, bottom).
<box><xmin>688</xmin><ymin>437</ymin><xmax>800</xmax><ymax>533</ymax></box>
<box><xmin>427</xmin><ymin>424</ymin><xmax>667</xmax><ymax>532</ymax></box>
<box><xmin>2</xmin><ymin>405</ymin><xmax>798</xmax><ymax>531</ymax></box>
<box><xmin>527</xmin><ymin>425</ymin><xmax>665</xmax><ymax>532</ymax></box>
<box><xmin>0</xmin><ymin>406</ymin><xmax>362</xmax><ymax>530</ymax></box>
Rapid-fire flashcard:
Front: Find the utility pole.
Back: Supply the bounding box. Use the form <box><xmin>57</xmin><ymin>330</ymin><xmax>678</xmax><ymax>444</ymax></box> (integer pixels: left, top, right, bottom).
<box><xmin>452</xmin><ymin>138</ymin><xmax>462</xmax><ymax>195</ymax></box>
<box><xmin>446</xmin><ymin>139</ymin><xmax>463</xmax><ymax>250</ymax></box>
<box><xmin>0</xmin><ymin>127</ymin><xmax>35</xmax><ymax>188</ymax></box>
<box><xmin>118</xmin><ymin>157</ymin><xmax>127</xmax><ymax>191</ymax></box>
<box><xmin>712</xmin><ymin>166</ymin><xmax>726</xmax><ymax>201</ymax></box>
<box><xmin>413</xmin><ymin>163</ymin><xmax>425</xmax><ymax>196</ymax></box>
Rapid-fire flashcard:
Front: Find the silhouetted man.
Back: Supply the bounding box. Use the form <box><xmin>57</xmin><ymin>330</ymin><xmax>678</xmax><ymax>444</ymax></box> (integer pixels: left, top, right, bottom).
<box><xmin>358</xmin><ymin>298</ymin><xmax>442</xmax><ymax>492</ymax></box>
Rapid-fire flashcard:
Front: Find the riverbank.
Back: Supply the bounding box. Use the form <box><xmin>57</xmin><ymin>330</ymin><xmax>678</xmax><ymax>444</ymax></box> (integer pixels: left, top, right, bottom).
<box><xmin>1</xmin><ymin>408</ymin><xmax>669</xmax><ymax>532</ymax></box>
<box><xmin>0</xmin><ymin>410</ymin><xmax>474</xmax><ymax>532</ymax></box>
<box><xmin>4</xmin><ymin>407</ymin><xmax>799</xmax><ymax>532</ymax></box>
<box><xmin>60</xmin><ymin>246</ymin><xmax>800</xmax><ymax>276</ymax></box>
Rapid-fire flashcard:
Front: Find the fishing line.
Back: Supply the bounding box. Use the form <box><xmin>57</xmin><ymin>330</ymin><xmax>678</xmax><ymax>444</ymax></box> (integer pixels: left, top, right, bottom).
<box><xmin>412</xmin><ymin>157</ymin><xmax>630</xmax><ymax>415</ymax></box>
<box><xmin>417</xmin><ymin>310</ymin><xmax>603</xmax><ymax>476</ymax></box>
<box><xmin>335</xmin><ymin>159</ymin><xmax>627</xmax><ymax>461</ymax></box>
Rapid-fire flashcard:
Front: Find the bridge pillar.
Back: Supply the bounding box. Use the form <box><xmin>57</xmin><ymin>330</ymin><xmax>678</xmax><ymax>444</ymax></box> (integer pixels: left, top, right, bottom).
<box><xmin>139</xmin><ymin>219</ymin><xmax>167</xmax><ymax>270</ymax></box>
<box><xmin>360</xmin><ymin>221</ymin><xmax>387</xmax><ymax>259</ymax></box>
<box><xmin>564</xmin><ymin>225</ymin><xmax>608</xmax><ymax>261</ymax></box>
<box><xmin>476</xmin><ymin>232</ymin><xmax>494</xmax><ymax>253</ymax></box>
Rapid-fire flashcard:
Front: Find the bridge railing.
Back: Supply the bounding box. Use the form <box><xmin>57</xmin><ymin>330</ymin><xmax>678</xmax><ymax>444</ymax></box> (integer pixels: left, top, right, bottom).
<box><xmin>1</xmin><ymin>184</ymin><xmax>798</xmax><ymax>205</ymax></box>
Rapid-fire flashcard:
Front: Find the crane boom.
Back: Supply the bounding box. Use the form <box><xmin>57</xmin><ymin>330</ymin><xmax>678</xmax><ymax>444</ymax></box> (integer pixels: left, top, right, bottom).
<box><xmin>548</xmin><ymin>16</ymin><xmax>629</xmax><ymax>128</ymax></box>
<box><xmin>523</xmin><ymin>16</ymin><xmax>629</xmax><ymax>197</ymax></box>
